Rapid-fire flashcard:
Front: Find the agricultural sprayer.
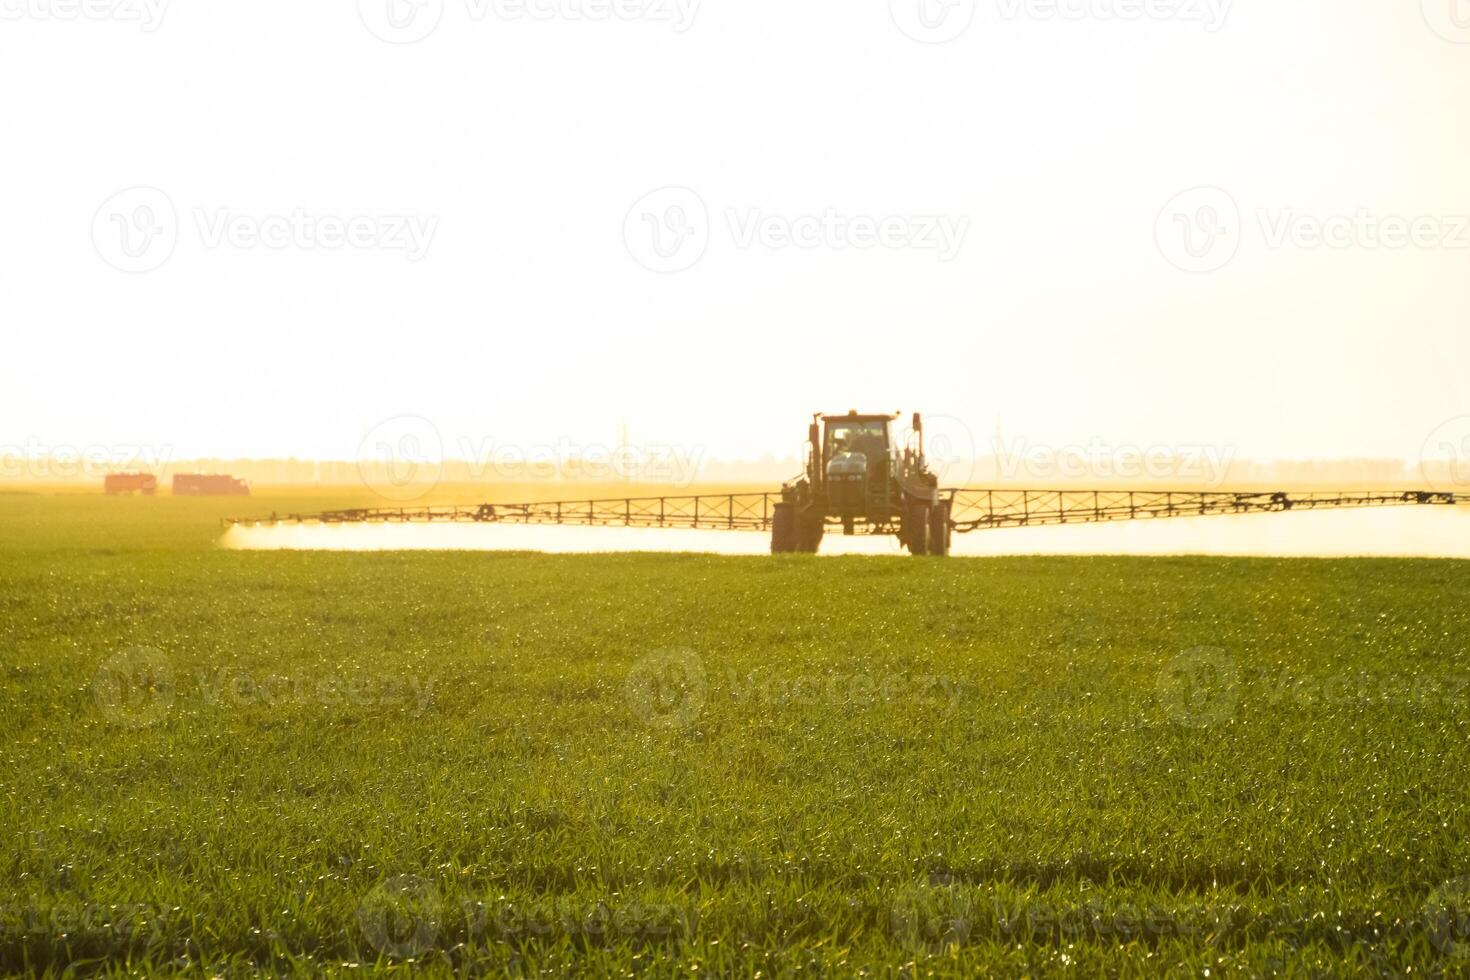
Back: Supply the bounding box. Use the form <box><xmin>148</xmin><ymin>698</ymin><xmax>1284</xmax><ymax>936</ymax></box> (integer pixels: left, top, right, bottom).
<box><xmin>224</xmin><ymin>411</ymin><xmax>1466</xmax><ymax>555</ymax></box>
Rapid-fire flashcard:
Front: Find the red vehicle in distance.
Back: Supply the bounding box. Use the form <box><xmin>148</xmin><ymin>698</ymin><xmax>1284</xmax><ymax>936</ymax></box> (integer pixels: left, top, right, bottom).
<box><xmin>104</xmin><ymin>474</ymin><xmax>158</xmax><ymax>496</ymax></box>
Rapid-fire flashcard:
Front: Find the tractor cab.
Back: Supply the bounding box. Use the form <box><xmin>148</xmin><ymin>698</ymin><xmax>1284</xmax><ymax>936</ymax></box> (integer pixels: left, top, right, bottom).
<box><xmin>819</xmin><ymin>413</ymin><xmax>898</xmax><ymax>517</ymax></box>
<box><xmin>829</xmin><ymin>414</ymin><xmax>893</xmax><ymax>478</ymax></box>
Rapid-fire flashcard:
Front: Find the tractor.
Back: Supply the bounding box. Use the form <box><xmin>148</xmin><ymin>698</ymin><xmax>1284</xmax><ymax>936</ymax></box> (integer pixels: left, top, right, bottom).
<box><xmin>771</xmin><ymin>411</ymin><xmax>951</xmax><ymax>556</ymax></box>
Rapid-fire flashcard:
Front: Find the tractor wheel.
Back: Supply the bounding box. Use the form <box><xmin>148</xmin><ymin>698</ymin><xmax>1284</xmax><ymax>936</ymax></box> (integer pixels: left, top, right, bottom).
<box><xmin>771</xmin><ymin>503</ymin><xmax>799</xmax><ymax>554</ymax></box>
<box><xmin>798</xmin><ymin>510</ymin><xmax>825</xmax><ymax>554</ymax></box>
<box><xmin>905</xmin><ymin>503</ymin><xmax>930</xmax><ymax>556</ymax></box>
<box><xmin>928</xmin><ymin>500</ymin><xmax>952</xmax><ymax>557</ymax></box>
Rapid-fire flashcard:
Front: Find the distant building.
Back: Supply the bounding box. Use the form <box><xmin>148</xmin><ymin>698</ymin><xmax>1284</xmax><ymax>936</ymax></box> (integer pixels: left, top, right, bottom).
<box><xmin>172</xmin><ymin>474</ymin><xmax>250</xmax><ymax>496</ymax></box>
<box><xmin>104</xmin><ymin>473</ymin><xmax>158</xmax><ymax>496</ymax></box>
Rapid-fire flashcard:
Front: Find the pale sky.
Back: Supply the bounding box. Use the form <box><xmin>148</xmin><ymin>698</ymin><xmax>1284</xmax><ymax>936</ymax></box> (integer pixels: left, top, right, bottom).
<box><xmin>3</xmin><ymin>0</ymin><xmax>1468</xmax><ymax>467</ymax></box>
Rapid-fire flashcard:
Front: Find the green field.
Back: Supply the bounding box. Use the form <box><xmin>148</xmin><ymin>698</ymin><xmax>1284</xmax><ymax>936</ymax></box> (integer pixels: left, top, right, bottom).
<box><xmin>3</xmin><ymin>493</ymin><xmax>1470</xmax><ymax>976</ymax></box>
